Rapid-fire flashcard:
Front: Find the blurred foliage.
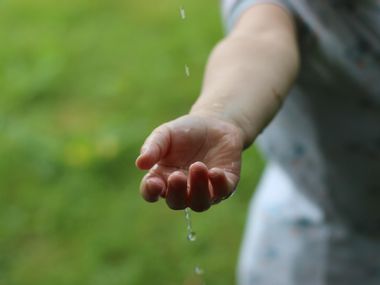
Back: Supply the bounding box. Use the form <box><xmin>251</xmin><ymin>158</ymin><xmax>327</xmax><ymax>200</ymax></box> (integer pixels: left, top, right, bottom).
<box><xmin>0</xmin><ymin>0</ymin><xmax>264</xmax><ymax>284</ymax></box>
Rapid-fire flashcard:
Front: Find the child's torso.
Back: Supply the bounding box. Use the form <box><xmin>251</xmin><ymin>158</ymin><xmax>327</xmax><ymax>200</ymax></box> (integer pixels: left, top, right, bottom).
<box><xmin>259</xmin><ymin>0</ymin><xmax>380</xmax><ymax>235</ymax></box>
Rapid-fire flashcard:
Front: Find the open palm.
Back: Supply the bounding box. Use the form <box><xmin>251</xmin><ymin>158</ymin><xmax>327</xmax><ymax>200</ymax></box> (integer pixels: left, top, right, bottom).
<box><xmin>136</xmin><ymin>114</ymin><xmax>244</xmax><ymax>212</ymax></box>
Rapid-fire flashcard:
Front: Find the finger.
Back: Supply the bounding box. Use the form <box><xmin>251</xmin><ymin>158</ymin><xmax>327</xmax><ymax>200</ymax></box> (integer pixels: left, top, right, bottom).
<box><xmin>166</xmin><ymin>171</ymin><xmax>188</xmax><ymax>210</ymax></box>
<box><xmin>140</xmin><ymin>173</ymin><xmax>166</xmax><ymax>203</ymax></box>
<box><xmin>208</xmin><ymin>168</ymin><xmax>231</xmax><ymax>204</ymax></box>
<box><xmin>188</xmin><ymin>162</ymin><xmax>211</xmax><ymax>212</ymax></box>
<box><xmin>135</xmin><ymin>125</ymin><xmax>171</xmax><ymax>170</ymax></box>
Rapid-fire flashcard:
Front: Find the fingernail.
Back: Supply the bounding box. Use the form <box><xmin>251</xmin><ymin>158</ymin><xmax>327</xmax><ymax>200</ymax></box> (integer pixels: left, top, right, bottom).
<box><xmin>136</xmin><ymin>147</ymin><xmax>149</xmax><ymax>165</ymax></box>
<box><xmin>136</xmin><ymin>154</ymin><xmax>143</xmax><ymax>163</ymax></box>
<box><xmin>140</xmin><ymin>145</ymin><xmax>149</xmax><ymax>155</ymax></box>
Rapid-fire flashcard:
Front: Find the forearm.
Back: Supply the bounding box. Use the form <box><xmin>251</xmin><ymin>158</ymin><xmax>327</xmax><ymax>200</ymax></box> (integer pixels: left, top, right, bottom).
<box><xmin>190</xmin><ymin>5</ymin><xmax>299</xmax><ymax>148</ymax></box>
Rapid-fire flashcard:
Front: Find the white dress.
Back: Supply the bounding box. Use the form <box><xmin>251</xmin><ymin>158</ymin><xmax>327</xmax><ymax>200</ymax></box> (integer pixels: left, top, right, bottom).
<box><xmin>222</xmin><ymin>1</ymin><xmax>380</xmax><ymax>284</ymax></box>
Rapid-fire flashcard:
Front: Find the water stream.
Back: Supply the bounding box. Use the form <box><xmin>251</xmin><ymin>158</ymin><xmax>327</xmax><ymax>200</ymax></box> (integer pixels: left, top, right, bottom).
<box><xmin>184</xmin><ymin>208</ymin><xmax>205</xmax><ymax>283</ymax></box>
<box><xmin>179</xmin><ymin>5</ymin><xmax>206</xmax><ymax>284</ymax></box>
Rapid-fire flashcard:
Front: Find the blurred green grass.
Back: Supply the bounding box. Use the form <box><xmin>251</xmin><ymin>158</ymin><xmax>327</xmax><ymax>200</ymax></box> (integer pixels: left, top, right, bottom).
<box><xmin>0</xmin><ymin>0</ymin><xmax>264</xmax><ymax>284</ymax></box>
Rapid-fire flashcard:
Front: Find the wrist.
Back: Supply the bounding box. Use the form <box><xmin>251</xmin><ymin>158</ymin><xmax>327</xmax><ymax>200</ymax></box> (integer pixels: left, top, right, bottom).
<box><xmin>189</xmin><ymin>104</ymin><xmax>254</xmax><ymax>149</ymax></box>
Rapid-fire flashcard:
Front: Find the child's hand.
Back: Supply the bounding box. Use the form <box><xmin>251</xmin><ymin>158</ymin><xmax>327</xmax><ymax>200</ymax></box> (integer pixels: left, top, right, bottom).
<box><xmin>135</xmin><ymin>114</ymin><xmax>244</xmax><ymax>212</ymax></box>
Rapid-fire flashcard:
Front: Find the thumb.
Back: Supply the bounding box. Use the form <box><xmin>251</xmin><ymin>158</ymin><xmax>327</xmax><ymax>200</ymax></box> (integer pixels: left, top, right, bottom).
<box><xmin>135</xmin><ymin>125</ymin><xmax>171</xmax><ymax>170</ymax></box>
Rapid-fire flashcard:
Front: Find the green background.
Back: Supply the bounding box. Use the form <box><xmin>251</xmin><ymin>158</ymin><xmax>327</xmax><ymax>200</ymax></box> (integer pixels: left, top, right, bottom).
<box><xmin>0</xmin><ymin>0</ymin><xmax>264</xmax><ymax>284</ymax></box>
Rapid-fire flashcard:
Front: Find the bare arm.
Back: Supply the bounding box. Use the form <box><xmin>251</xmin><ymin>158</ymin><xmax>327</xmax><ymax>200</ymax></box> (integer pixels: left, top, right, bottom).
<box><xmin>191</xmin><ymin>4</ymin><xmax>299</xmax><ymax>147</ymax></box>
<box><xmin>136</xmin><ymin>4</ymin><xmax>299</xmax><ymax>211</ymax></box>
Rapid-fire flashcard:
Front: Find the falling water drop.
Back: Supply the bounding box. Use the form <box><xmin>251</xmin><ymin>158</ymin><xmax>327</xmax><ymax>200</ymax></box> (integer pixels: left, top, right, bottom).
<box><xmin>188</xmin><ymin>231</ymin><xmax>197</xmax><ymax>242</ymax></box>
<box><xmin>184</xmin><ymin>208</ymin><xmax>197</xmax><ymax>242</ymax></box>
<box><xmin>194</xmin><ymin>266</ymin><xmax>204</xmax><ymax>275</ymax></box>
<box><xmin>179</xmin><ymin>6</ymin><xmax>186</xmax><ymax>20</ymax></box>
<box><xmin>185</xmin><ymin>64</ymin><xmax>190</xmax><ymax>77</ymax></box>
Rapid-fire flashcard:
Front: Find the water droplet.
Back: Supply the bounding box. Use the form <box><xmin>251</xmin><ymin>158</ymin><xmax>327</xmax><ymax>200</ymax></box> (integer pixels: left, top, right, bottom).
<box><xmin>184</xmin><ymin>208</ymin><xmax>196</xmax><ymax>242</ymax></box>
<box><xmin>195</xmin><ymin>266</ymin><xmax>204</xmax><ymax>275</ymax></box>
<box><xmin>187</xmin><ymin>231</ymin><xmax>197</xmax><ymax>242</ymax></box>
<box><xmin>179</xmin><ymin>6</ymin><xmax>186</xmax><ymax>20</ymax></box>
<box><xmin>185</xmin><ymin>64</ymin><xmax>190</xmax><ymax>77</ymax></box>
<box><xmin>185</xmin><ymin>207</ymin><xmax>191</xmax><ymax>220</ymax></box>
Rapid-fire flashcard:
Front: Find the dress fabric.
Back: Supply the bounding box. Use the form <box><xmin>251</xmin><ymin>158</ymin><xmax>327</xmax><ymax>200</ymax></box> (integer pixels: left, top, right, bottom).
<box><xmin>221</xmin><ymin>1</ymin><xmax>380</xmax><ymax>284</ymax></box>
